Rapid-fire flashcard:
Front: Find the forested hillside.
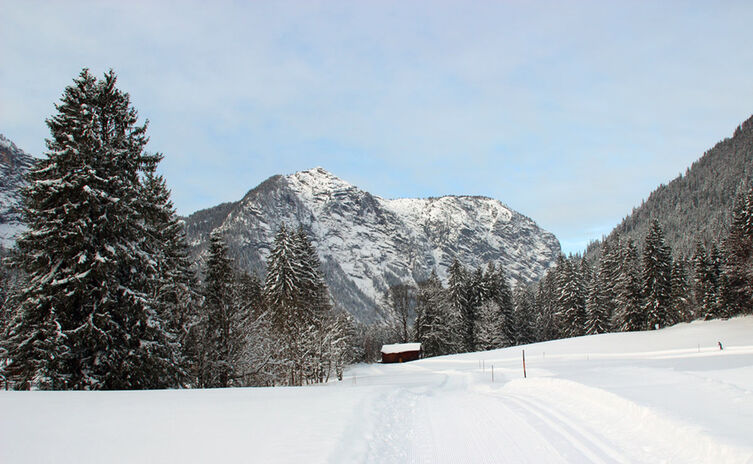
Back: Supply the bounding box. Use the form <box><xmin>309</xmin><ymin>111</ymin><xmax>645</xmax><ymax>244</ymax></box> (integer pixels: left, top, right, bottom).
<box><xmin>588</xmin><ymin>115</ymin><xmax>753</xmax><ymax>259</ymax></box>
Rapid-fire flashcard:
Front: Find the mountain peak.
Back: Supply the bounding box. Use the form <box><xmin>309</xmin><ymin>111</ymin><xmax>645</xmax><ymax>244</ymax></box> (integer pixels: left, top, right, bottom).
<box><xmin>185</xmin><ymin>167</ymin><xmax>560</xmax><ymax>323</ymax></box>
<box><xmin>285</xmin><ymin>167</ymin><xmax>358</xmax><ymax>198</ymax></box>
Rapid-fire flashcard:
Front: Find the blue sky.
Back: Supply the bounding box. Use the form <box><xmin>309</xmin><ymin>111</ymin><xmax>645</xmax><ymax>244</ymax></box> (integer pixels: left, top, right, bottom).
<box><xmin>2</xmin><ymin>1</ymin><xmax>753</xmax><ymax>254</ymax></box>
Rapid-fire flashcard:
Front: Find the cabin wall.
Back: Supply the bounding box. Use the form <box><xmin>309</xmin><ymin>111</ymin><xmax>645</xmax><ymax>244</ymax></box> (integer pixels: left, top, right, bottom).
<box><xmin>381</xmin><ymin>350</ymin><xmax>421</xmax><ymax>363</ymax></box>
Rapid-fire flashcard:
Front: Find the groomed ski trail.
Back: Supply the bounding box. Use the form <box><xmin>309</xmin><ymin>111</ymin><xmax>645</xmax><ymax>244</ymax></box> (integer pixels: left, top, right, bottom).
<box><xmin>350</xmin><ymin>366</ymin><xmax>629</xmax><ymax>464</ymax></box>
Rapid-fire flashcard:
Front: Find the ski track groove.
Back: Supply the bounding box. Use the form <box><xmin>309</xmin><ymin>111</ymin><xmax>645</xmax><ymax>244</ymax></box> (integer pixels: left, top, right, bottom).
<box><xmin>502</xmin><ymin>393</ymin><xmax>629</xmax><ymax>464</ymax></box>
<box><xmin>359</xmin><ymin>368</ymin><xmax>635</xmax><ymax>463</ymax></box>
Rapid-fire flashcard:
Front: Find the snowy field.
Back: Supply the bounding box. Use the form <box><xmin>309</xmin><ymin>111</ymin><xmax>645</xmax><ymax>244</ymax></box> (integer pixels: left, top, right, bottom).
<box><xmin>2</xmin><ymin>317</ymin><xmax>753</xmax><ymax>463</ymax></box>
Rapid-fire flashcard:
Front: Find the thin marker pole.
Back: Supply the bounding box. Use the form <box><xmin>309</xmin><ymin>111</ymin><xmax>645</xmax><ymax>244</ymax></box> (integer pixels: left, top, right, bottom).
<box><xmin>522</xmin><ymin>349</ymin><xmax>527</xmax><ymax>379</ymax></box>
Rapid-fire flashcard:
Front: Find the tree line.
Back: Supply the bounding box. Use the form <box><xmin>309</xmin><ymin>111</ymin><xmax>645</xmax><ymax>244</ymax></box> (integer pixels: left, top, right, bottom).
<box><xmin>0</xmin><ymin>69</ymin><xmax>352</xmax><ymax>390</ymax></box>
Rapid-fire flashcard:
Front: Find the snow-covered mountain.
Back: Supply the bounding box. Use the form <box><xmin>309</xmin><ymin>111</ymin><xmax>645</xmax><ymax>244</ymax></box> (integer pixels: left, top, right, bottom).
<box><xmin>0</xmin><ymin>134</ymin><xmax>35</xmax><ymax>249</ymax></box>
<box><xmin>185</xmin><ymin>168</ymin><xmax>561</xmax><ymax>323</ymax></box>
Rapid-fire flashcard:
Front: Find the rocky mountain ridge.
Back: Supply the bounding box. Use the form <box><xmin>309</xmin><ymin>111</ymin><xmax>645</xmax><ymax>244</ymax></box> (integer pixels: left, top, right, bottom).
<box><xmin>0</xmin><ymin>134</ymin><xmax>35</xmax><ymax>249</ymax></box>
<box><xmin>185</xmin><ymin>168</ymin><xmax>561</xmax><ymax>323</ymax></box>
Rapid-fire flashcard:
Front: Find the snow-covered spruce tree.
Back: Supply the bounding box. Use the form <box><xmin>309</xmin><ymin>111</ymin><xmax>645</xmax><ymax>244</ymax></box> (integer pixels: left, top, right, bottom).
<box><xmin>511</xmin><ymin>286</ymin><xmax>536</xmax><ymax>345</ymax></box>
<box><xmin>415</xmin><ymin>271</ymin><xmax>460</xmax><ymax>357</ymax></box>
<box><xmin>293</xmin><ymin>226</ymin><xmax>332</xmax><ymax>323</ymax></box>
<box><xmin>723</xmin><ymin>186</ymin><xmax>753</xmax><ymax>314</ymax></box>
<box><xmin>615</xmin><ymin>240</ymin><xmax>645</xmax><ymax>331</ymax></box>
<box><xmin>555</xmin><ymin>257</ymin><xmax>586</xmax><ymax>338</ymax></box>
<box><xmin>670</xmin><ymin>259</ymin><xmax>693</xmax><ymax>323</ymax></box>
<box><xmin>292</xmin><ymin>227</ymin><xmax>339</xmax><ymax>384</ymax></box>
<box><xmin>483</xmin><ymin>263</ymin><xmax>515</xmax><ymax>347</ymax></box>
<box><xmin>584</xmin><ymin>270</ymin><xmax>610</xmax><ymax>335</ymax></box>
<box><xmin>448</xmin><ymin>259</ymin><xmax>474</xmax><ymax>352</ymax></box>
<box><xmin>642</xmin><ymin>220</ymin><xmax>674</xmax><ymax>329</ymax></box>
<box><xmin>197</xmin><ymin>231</ymin><xmax>247</xmax><ymax>388</ymax></box>
<box><xmin>0</xmin><ymin>251</ymin><xmax>15</xmax><ymax>380</ymax></box>
<box><xmin>598</xmin><ymin>236</ymin><xmax>623</xmax><ymax>323</ymax></box>
<box><xmin>693</xmin><ymin>242</ymin><xmax>725</xmax><ymax>320</ymax></box>
<box><xmin>264</xmin><ymin>225</ymin><xmax>338</xmax><ymax>385</ymax></box>
<box><xmin>141</xmin><ymin>171</ymin><xmax>198</xmax><ymax>387</ymax></box>
<box><xmin>264</xmin><ymin>224</ymin><xmax>303</xmax><ymax>384</ymax></box>
<box><xmin>692</xmin><ymin>242</ymin><xmax>711</xmax><ymax>317</ymax></box>
<box><xmin>233</xmin><ymin>270</ymin><xmax>278</xmax><ymax>386</ymax></box>
<box><xmin>534</xmin><ymin>271</ymin><xmax>559</xmax><ymax>342</ymax></box>
<box><xmin>0</xmin><ymin>250</ymin><xmax>13</xmax><ymax>337</ymax></box>
<box><xmin>474</xmin><ymin>300</ymin><xmax>503</xmax><ymax>351</ymax></box>
<box><xmin>3</xmin><ymin>69</ymin><xmax>180</xmax><ymax>390</ymax></box>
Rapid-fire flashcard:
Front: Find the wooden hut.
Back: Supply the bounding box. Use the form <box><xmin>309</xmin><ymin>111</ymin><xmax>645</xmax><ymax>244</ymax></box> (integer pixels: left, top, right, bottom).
<box><xmin>381</xmin><ymin>343</ymin><xmax>422</xmax><ymax>363</ymax></box>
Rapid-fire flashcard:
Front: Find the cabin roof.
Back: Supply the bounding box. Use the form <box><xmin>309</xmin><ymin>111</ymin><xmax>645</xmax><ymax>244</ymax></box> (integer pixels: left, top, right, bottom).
<box><xmin>381</xmin><ymin>343</ymin><xmax>422</xmax><ymax>354</ymax></box>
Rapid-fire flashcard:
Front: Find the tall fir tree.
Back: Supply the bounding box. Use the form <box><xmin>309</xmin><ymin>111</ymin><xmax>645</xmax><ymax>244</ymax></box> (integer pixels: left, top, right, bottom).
<box><xmin>474</xmin><ymin>300</ymin><xmax>503</xmax><ymax>351</ymax></box>
<box><xmin>670</xmin><ymin>258</ymin><xmax>693</xmax><ymax>323</ymax></box>
<box><xmin>484</xmin><ymin>263</ymin><xmax>515</xmax><ymax>346</ymax></box>
<box><xmin>584</xmin><ymin>272</ymin><xmax>610</xmax><ymax>335</ymax></box>
<box><xmin>598</xmin><ymin>236</ymin><xmax>623</xmax><ymax>325</ymax></box>
<box><xmin>197</xmin><ymin>231</ymin><xmax>246</xmax><ymax>388</ymax></box>
<box><xmin>723</xmin><ymin>186</ymin><xmax>753</xmax><ymax>314</ymax></box>
<box><xmin>615</xmin><ymin>240</ymin><xmax>644</xmax><ymax>331</ymax></box>
<box><xmin>141</xmin><ymin>171</ymin><xmax>197</xmax><ymax>387</ymax></box>
<box><xmin>511</xmin><ymin>286</ymin><xmax>536</xmax><ymax>345</ymax></box>
<box><xmin>3</xmin><ymin>69</ymin><xmax>177</xmax><ymax>390</ymax></box>
<box><xmin>692</xmin><ymin>242</ymin><xmax>711</xmax><ymax>318</ymax></box>
<box><xmin>415</xmin><ymin>271</ymin><xmax>460</xmax><ymax>357</ymax></box>
<box><xmin>534</xmin><ymin>271</ymin><xmax>559</xmax><ymax>341</ymax></box>
<box><xmin>555</xmin><ymin>257</ymin><xmax>586</xmax><ymax>337</ymax></box>
<box><xmin>642</xmin><ymin>220</ymin><xmax>674</xmax><ymax>329</ymax></box>
<box><xmin>263</xmin><ymin>225</ymin><xmax>338</xmax><ymax>385</ymax></box>
<box><xmin>448</xmin><ymin>258</ymin><xmax>474</xmax><ymax>352</ymax></box>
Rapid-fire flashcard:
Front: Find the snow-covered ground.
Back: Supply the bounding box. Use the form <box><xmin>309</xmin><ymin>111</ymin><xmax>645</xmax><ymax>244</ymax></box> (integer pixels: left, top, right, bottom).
<box><xmin>2</xmin><ymin>317</ymin><xmax>752</xmax><ymax>463</ymax></box>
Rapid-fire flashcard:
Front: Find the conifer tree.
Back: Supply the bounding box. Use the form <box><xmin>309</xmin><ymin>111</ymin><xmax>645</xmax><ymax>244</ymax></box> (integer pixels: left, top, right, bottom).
<box><xmin>555</xmin><ymin>257</ymin><xmax>586</xmax><ymax>337</ymax></box>
<box><xmin>293</xmin><ymin>227</ymin><xmax>331</xmax><ymax>323</ymax></box>
<box><xmin>197</xmin><ymin>231</ymin><xmax>246</xmax><ymax>388</ymax></box>
<box><xmin>263</xmin><ymin>225</ymin><xmax>337</xmax><ymax>385</ymax></box>
<box><xmin>448</xmin><ymin>259</ymin><xmax>474</xmax><ymax>352</ymax></box>
<box><xmin>484</xmin><ymin>263</ymin><xmax>514</xmax><ymax>345</ymax></box>
<box><xmin>511</xmin><ymin>286</ymin><xmax>536</xmax><ymax>345</ymax></box>
<box><xmin>615</xmin><ymin>240</ymin><xmax>644</xmax><ymax>331</ymax></box>
<box><xmin>3</xmin><ymin>69</ymin><xmax>176</xmax><ymax>390</ymax></box>
<box><xmin>598</xmin><ymin>236</ymin><xmax>622</xmax><ymax>324</ymax></box>
<box><xmin>415</xmin><ymin>271</ymin><xmax>459</xmax><ymax>357</ymax></box>
<box><xmin>141</xmin><ymin>171</ymin><xmax>197</xmax><ymax>386</ymax></box>
<box><xmin>534</xmin><ymin>271</ymin><xmax>559</xmax><ymax>341</ymax></box>
<box><xmin>723</xmin><ymin>186</ymin><xmax>753</xmax><ymax>314</ymax></box>
<box><xmin>692</xmin><ymin>242</ymin><xmax>711</xmax><ymax>317</ymax></box>
<box><xmin>670</xmin><ymin>259</ymin><xmax>693</xmax><ymax>323</ymax></box>
<box><xmin>584</xmin><ymin>273</ymin><xmax>610</xmax><ymax>335</ymax></box>
<box><xmin>475</xmin><ymin>300</ymin><xmax>503</xmax><ymax>351</ymax></box>
<box><xmin>642</xmin><ymin>220</ymin><xmax>674</xmax><ymax>329</ymax></box>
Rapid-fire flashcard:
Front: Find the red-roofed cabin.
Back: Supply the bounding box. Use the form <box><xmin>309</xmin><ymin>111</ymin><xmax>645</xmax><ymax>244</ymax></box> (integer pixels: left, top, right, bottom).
<box><xmin>381</xmin><ymin>343</ymin><xmax>422</xmax><ymax>363</ymax></box>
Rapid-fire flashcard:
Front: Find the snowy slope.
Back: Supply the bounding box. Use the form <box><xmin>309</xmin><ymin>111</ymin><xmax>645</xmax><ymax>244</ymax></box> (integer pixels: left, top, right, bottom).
<box><xmin>3</xmin><ymin>316</ymin><xmax>752</xmax><ymax>463</ymax></box>
<box><xmin>185</xmin><ymin>167</ymin><xmax>561</xmax><ymax>323</ymax></box>
<box><xmin>0</xmin><ymin>134</ymin><xmax>35</xmax><ymax>248</ymax></box>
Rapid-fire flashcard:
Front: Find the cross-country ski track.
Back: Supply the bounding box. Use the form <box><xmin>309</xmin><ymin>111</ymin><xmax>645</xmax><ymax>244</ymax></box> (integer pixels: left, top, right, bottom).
<box><xmin>2</xmin><ymin>316</ymin><xmax>753</xmax><ymax>463</ymax></box>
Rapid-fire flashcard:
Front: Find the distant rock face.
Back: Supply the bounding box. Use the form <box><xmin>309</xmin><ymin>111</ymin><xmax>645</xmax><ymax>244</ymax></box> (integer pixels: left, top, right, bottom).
<box><xmin>185</xmin><ymin>168</ymin><xmax>561</xmax><ymax>323</ymax></box>
<box><xmin>0</xmin><ymin>134</ymin><xmax>35</xmax><ymax>249</ymax></box>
